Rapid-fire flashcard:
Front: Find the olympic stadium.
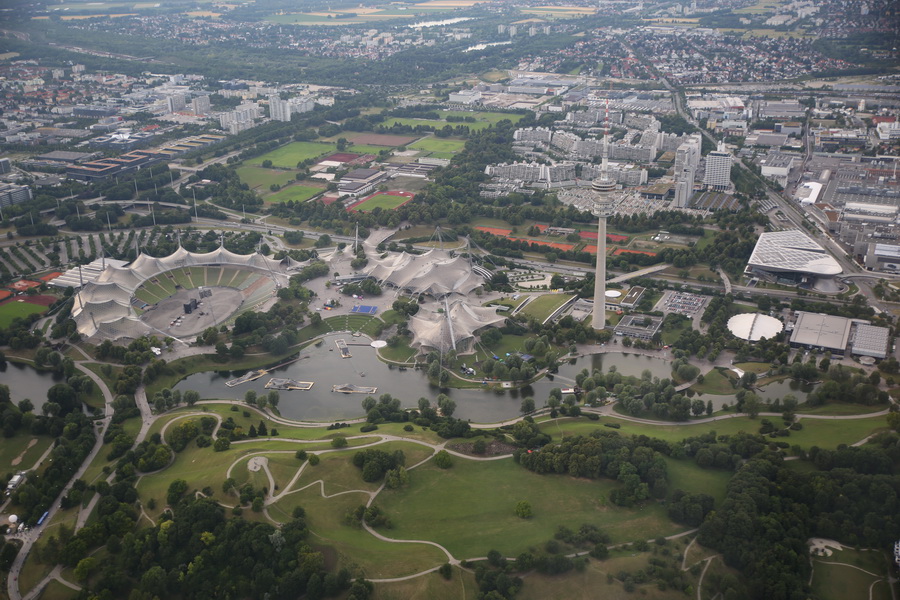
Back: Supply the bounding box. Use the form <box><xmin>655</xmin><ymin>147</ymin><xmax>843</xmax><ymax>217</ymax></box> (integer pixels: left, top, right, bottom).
<box><xmin>72</xmin><ymin>246</ymin><xmax>299</xmax><ymax>341</ymax></box>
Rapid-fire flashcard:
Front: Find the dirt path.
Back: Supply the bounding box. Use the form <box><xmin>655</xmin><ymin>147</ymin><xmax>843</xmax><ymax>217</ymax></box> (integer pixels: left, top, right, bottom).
<box><xmin>10</xmin><ymin>439</ymin><xmax>38</xmax><ymax>467</ymax></box>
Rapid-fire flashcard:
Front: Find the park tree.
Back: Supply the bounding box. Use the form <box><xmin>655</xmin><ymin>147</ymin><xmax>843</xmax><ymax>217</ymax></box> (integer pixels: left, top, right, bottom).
<box><xmin>515</xmin><ymin>500</ymin><xmax>533</xmax><ymax>519</ymax></box>
<box><xmin>434</xmin><ymin>450</ymin><xmax>453</xmax><ymax>469</ymax></box>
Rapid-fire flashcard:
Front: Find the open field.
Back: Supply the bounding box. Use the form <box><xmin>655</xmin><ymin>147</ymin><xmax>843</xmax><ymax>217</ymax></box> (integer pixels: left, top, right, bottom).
<box><xmin>248</xmin><ymin>142</ymin><xmax>334</xmax><ymax>168</ymax></box>
<box><xmin>0</xmin><ymin>300</ymin><xmax>49</xmax><ymax>328</ymax></box>
<box><xmin>371</xmin><ymin>569</ymin><xmax>479</xmax><ymax>600</ymax></box>
<box><xmin>409</xmin><ymin>136</ymin><xmax>467</xmax><ymax>159</ymax></box>
<box><xmin>235</xmin><ymin>166</ymin><xmax>298</xmax><ymax>190</ymax></box>
<box><xmin>518</xmin><ymin>556</ymin><xmax>691</xmax><ymax>600</ymax></box>
<box><xmin>811</xmin><ymin>546</ymin><xmax>893</xmax><ymax>600</ymax></box>
<box><xmin>265</xmin><ymin>184</ymin><xmax>324</xmax><ymax>203</ymax></box>
<box><xmin>537</xmin><ymin>415</ymin><xmax>886</xmax><ymax>449</ymax></box>
<box><xmin>348</xmin><ymin>133</ymin><xmax>419</xmax><ymax>147</ymax></box>
<box><xmin>519</xmin><ymin>293</ymin><xmax>574</xmax><ymax>322</ymax></box>
<box><xmin>0</xmin><ymin>432</ymin><xmax>53</xmax><ymax>472</ymax></box>
<box><xmin>664</xmin><ymin>457</ymin><xmax>732</xmax><ymax>505</ymax></box>
<box><xmin>691</xmin><ymin>367</ymin><xmax>737</xmax><ymax>395</ymax></box>
<box><xmin>352</xmin><ymin>192</ymin><xmax>414</xmax><ymax>212</ymax></box>
<box><xmin>270</xmin><ymin>486</ymin><xmax>449</xmax><ymax>578</ymax></box>
<box><xmin>380</xmin><ymin>457</ymin><xmax>685</xmax><ymax>558</ymax></box>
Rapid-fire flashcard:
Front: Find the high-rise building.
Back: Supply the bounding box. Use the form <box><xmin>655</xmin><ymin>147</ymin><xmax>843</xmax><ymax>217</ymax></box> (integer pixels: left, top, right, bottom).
<box><xmin>673</xmin><ymin>133</ymin><xmax>702</xmax><ymax>208</ymax></box>
<box><xmin>166</xmin><ymin>94</ymin><xmax>186</xmax><ymax>114</ymax></box>
<box><xmin>269</xmin><ymin>95</ymin><xmax>292</xmax><ymax>122</ymax></box>
<box><xmin>0</xmin><ymin>183</ymin><xmax>33</xmax><ymax>208</ymax></box>
<box><xmin>704</xmin><ymin>141</ymin><xmax>733</xmax><ymax>192</ymax></box>
<box><xmin>191</xmin><ymin>95</ymin><xmax>211</xmax><ymax>116</ymax></box>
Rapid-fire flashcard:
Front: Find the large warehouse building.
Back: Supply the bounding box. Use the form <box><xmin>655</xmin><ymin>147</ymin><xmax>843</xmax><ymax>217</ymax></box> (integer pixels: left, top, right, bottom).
<box><xmin>789</xmin><ymin>311</ymin><xmax>891</xmax><ymax>359</ymax></box>
<box><xmin>746</xmin><ymin>230</ymin><xmax>843</xmax><ymax>291</ymax></box>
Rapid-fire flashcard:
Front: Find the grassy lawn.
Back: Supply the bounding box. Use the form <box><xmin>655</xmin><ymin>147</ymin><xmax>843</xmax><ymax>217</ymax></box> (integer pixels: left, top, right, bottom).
<box><xmin>354</xmin><ymin>194</ymin><xmax>411</xmax><ymax>212</ymax></box>
<box><xmin>247</xmin><ymin>142</ymin><xmax>335</xmax><ymax>168</ymax></box>
<box><xmin>811</xmin><ymin>546</ymin><xmax>892</xmax><ymax>600</ymax></box>
<box><xmin>269</xmin><ymin>486</ymin><xmax>449</xmax><ymax>578</ymax></box>
<box><xmin>519</xmin><ymin>294</ymin><xmax>574</xmax><ymax>322</ymax></box>
<box><xmin>235</xmin><ymin>166</ymin><xmax>299</xmax><ymax>190</ymax></box>
<box><xmin>690</xmin><ymin>368</ymin><xmax>737</xmax><ymax>395</ymax></box>
<box><xmin>347</xmin><ymin>144</ymin><xmax>392</xmax><ymax>154</ymax></box>
<box><xmin>733</xmin><ymin>362</ymin><xmax>771</xmax><ymax>374</ymax></box>
<box><xmin>438</xmin><ymin>111</ymin><xmax>525</xmax><ymax>127</ymax></box>
<box><xmin>34</xmin><ymin>579</ymin><xmax>79</xmax><ymax>600</ymax></box>
<box><xmin>371</xmin><ymin>569</ymin><xmax>479</xmax><ymax>600</ymax></box>
<box><xmin>377</xmin><ymin>337</ymin><xmax>418</xmax><ymax>364</ymax></box>
<box><xmin>0</xmin><ymin>431</ymin><xmax>53</xmax><ymax>472</ymax></box>
<box><xmin>265</xmin><ymin>184</ymin><xmax>324</xmax><ymax>203</ymax></box>
<box><xmin>379</xmin><ymin>457</ymin><xmax>686</xmax><ymax>558</ymax></box>
<box><xmin>539</xmin><ymin>412</ymin><xmax>887</xmax><ymax>450</ymax></box>
<box><xmin>409</xmin><ymin>137</ymin><xmax>467</xmax><ymax>155</ymax></box>
<box><xmin>789</xmin><ymin>417</ymin><xmax>887</xmax><ymax>449</ymax></box>
<box><xmin>518</xmin><ymin>556</ymin><xmax>691</xmax><ymax>600</ymax></box>
<box><xmin>0</xmin><ymin>300</ymin><xmax>48</xmax><ymax>328</ymax></box>
<box><xmin>664</xmin><ymin>457</ymin><xmax>732</xmax><ymax>506</ymax></box>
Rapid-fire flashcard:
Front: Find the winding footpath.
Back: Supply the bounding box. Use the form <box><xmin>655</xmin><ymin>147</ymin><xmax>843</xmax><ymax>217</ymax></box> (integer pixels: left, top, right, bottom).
<box><xmin>5</xmin><ymin>344</ymin><xmax>897</xmax><ymax>598</ymax></box>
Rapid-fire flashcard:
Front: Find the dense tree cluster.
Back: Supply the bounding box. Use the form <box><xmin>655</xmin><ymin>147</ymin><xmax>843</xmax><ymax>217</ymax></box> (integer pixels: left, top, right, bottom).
<box><xmin>9</xmin><ymin>412</ymin><xmax>96</xmax><ymax>524</ymax></box>
<box><xmin>515</xmin><ymin>431</ymin><xmax>668</xmax><ymax>506</ymax></box>
<box><xmin>700</xmin><ymin>433</ymin><xmax>900</xmax><ymax>600</ymax></box>
<box><xmin>352</xmin><ymin>448</ymin><xmax>405</xmax><ymax>482</ymax></box>
<box><xmin>69</xmin><ymin>494</ymin><xmax>359</xmax><ymax>600</ymax></box>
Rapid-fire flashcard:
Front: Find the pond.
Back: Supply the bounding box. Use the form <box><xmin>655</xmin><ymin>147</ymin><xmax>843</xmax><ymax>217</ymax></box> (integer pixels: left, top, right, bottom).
<box><xmin>174</xmin><ymin>337</ymin><xmax>677</xmax><ymax>423</ymax></box>
<box><xmin>1</xmin><ymin>361</ymin><xmax>66</xmax><ymax>413</ymax></box>
<box><xmin>685</xmin><ymin>377</ymin><xmax>817</xmax><ymax>411</ymax></box>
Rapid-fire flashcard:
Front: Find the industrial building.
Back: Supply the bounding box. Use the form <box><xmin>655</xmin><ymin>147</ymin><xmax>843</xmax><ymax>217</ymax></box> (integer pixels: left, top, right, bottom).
<box><xmin>789</xmin><ymin>312</ymin><xmax>891</xmax><ymax>359</ymax></box>
<box><xmin>789</xmin><ymin>312</ymin><xmax>852</xmax><ymax>356</ymax></box>
<box><xmin>850</xmin><ymin>324</ymin><xmax>891</xmax><ymax>359</ymax></box>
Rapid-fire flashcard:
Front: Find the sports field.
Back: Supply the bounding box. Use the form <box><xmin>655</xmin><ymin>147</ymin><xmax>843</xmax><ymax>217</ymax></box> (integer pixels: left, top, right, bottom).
<box><xmin>0</xmin><ymin>299</ymin><xmax>49</xmax><ymax>328</ymax></box>
<box><xmin>409</xmin><ymin>137</ymin><xmax>467</xmax><ymax>158</ymax></box>
<box><xmin>236</xmin><ymin>166</ymin><xmax>299</xmax><ymax>190</ymax></box>
<box><xmin>248</xmin><ymin>142</ymin><xmax>335</xmax><ymax>168</ymax></box>
<box><xmin>384</xmin><ymin>111</ymin><xmax>523</xmax><ymax>133</ymax></box>
<box><xmin>265</xmin><ymin>185</ymin><xmax>324</xmax><ymax>203</ymax></box>
<box><xmin>351</xmin><ymin>192</ymin><xmax>414</xmax><ymax>212</ymax></box>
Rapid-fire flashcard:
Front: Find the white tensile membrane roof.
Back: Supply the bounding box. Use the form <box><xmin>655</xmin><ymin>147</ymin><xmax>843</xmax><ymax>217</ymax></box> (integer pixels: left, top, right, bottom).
<box><xmin>408</xmin><ymin>299</ymin><xmax>505</xmax><ymax>354</ymax></box>
<box><xmin>727</xmin><ymin>313</ymin><xmax>784</xmax><ymax>341</ymax></box>
<box><xmin>365</xmin><ymin>248</ymin><xmax>484</xmax><ymax>297</ymax></box>
<box><xmin>72</xmin><ymin>246</ymin><xmax>289</xmax><ymax>340</ymax></box>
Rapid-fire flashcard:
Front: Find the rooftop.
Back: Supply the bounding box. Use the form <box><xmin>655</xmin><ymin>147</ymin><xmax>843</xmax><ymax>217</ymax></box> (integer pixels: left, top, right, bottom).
<box><xmin>790</xmin><ymin>312</ymin><xmax>852</xmax><ymax>352</ymax></box>
<box><xmin>747</xmin><ymin>230</ymin><xmax>842</xmax><ymax>277</ymax></box>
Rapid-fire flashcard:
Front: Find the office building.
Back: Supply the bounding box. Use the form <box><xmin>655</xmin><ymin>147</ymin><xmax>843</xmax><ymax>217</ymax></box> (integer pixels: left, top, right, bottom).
<box><xmin>0</xmin><ymin>183</ymin><xmax>32</xmax><ymax>208</ymax></box>
<box><xmin>704</xmin><ymin>141</ymin><xmax>733</xmax><ymax>192</ymax></box>
<box><xmin>191</xmin><ymin>95</ymin><xmax>211</xmax><ymax>116</ymax></box>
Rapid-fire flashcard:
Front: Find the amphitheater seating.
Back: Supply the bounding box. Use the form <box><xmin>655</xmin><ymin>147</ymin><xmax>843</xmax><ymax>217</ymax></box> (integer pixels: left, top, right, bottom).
<box><xmin>237</xmin><ymin>271</ymin><xmax>263</xmax><ymax>291</ymax></box>
<box><xmin>141</xmin><ymin>280</ymin><xmax>170</xmax><ymax>300</ymax></box>
<box><xmin>134</xmin><ymin>287</ymin><xmax>162</xmax><ymax>306</ymax></box>
<box><xmin>218</xmin><ymin>268</ymin><xmax>237</xmax><ymax>287</ymax></box>
<box><xmin>230</xmin><ymin>270</ymin><xmax>251</xmax><ymax>289</ymax></box>
<box><xmin>156</xmin><ymin>275</ymin><xmax>177</xmax><ymax>296</ymax></box>
<box><xmin>209</xmin><ymin>267</ymin><xmax>223</xmax><ymax>286</ymax></box>
<box><xmin>171</xmin><ymin>268</ymin><xmax>193</xmax><ymax>290</ymax></box>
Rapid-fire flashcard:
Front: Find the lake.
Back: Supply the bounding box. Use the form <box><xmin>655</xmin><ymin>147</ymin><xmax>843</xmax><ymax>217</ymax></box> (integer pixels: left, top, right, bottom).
<box><xmin>174</xmin><ymin>337</ymin><xmax>676</xmax><ymax>423</ymax></box>
<box><xmin>1</xmin><ymin>361</ymin><xmax>66</xmax><ymax>413</ymax></box>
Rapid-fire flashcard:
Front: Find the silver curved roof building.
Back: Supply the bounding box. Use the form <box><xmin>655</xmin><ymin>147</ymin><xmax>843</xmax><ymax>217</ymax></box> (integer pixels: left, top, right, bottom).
<box><xmin>746</xmin><ymin>230</ymin><xmax>842</xmax><ymax>277</ymax></box>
